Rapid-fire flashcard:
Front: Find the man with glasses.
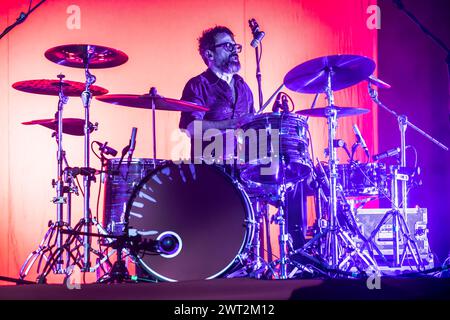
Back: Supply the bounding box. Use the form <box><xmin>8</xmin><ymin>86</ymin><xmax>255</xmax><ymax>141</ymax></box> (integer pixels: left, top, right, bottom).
<box><xmin>179</xmin><ymin>26</ymin><xmax>255</xmax><ymax>163</ymax></box>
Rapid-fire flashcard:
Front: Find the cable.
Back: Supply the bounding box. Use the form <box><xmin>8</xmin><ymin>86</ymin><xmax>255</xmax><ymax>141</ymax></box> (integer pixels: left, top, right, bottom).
<box><xmin>257</xmin><ymin>42</ymin><xmax>263</xmax><ymax>64</ymax></box>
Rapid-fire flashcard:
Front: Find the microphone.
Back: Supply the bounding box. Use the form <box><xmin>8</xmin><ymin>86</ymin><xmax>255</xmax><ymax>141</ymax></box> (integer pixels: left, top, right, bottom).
<box><xmin>373</xmin><ymin>147</ymin><xmax>401</xmax><ymax>161</ymax></box>
<box><xmin>281</xmin><ymin>95</ymin><xmax>289</xmax><ymax>113</ymax></box>
<box><xmin>127</xmin><ymin>127</ymin><xmax>138</xmax><ymax>162</ymax></box>
<box><xmin>352</xmin><ymin>124</ymin><xmax>370</xmax><ymax>158</ymax></box>
<box><xmin>272</xmin><ymin>92</ymin><xmax>282</xmax><ymax>112</ymax></box>
<box><xmin>98</xmin><ymin>141</ymin><xmax>118</xmax><ymax>157</ymax></box>
<box><xmin>248</xmin><ymin>18</ymin><xmax>265</xmax><ymax>48</ymax></box>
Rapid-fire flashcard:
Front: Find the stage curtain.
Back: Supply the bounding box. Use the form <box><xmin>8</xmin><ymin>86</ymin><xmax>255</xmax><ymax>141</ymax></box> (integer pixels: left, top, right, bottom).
<box><xmin>0</xmin><ymin>0</ymin><xmax>377</xmax><ymax>283</ymax></box>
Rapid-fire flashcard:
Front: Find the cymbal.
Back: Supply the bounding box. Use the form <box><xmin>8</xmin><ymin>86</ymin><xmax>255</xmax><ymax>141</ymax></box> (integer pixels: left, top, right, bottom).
<box><xmin>284</xmin><ymin>54</ymin><xmax>376</xmax><ymax>93</ymax></box>
<box><xmin>45</xmin><ymin>44</ymin><xmax>128</xmax><ymax>69</ymax></box>
<box><xmin>96</xmin><ymin>94</ymin><xmax>209</xmax><ymax>112</ymax></box>
<box><xmin>22</xmin><ymin>118</ymin><xmax>94</xmax><ymax>136</ymax></box>
<box><xmin>12</xmin><ymin>79</ymin><xmax>108</xmax><ymax>97</ymax></box>
<box><xmin>296</xmin><ymin>106</ymin><xmax>369</xmax><ymax>118</ymax></box>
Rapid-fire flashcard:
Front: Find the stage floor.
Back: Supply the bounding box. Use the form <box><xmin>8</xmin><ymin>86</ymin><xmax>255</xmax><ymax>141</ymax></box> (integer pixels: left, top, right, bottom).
<box><xmin>1</xmin><ymin>277</ymin><xmax>449</xmax><ymax>300</ymax></box>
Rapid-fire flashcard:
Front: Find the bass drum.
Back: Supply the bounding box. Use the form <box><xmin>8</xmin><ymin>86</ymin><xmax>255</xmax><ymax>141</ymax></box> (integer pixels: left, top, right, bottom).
<box><xmin>125</xmin><ymin>162</ymin><xmax>255</xmax><ymax>282</ymax></box>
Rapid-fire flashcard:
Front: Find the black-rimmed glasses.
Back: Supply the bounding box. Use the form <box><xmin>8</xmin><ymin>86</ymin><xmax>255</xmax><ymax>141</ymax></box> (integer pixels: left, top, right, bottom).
<box><xmin>213</xmin><ymin>42</ymin><xmax>242</xmax><ymax>53</ymax></box>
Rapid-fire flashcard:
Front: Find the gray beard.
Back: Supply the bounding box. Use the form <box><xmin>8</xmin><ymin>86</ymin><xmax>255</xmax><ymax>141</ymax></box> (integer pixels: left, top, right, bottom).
<box><xmin>219</xmin><ymin>58</ymin><xmax>241</xmax><ymax>74</ymax></box>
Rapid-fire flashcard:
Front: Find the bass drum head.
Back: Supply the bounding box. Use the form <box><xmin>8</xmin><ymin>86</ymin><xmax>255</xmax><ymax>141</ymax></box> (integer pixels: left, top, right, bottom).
<box><xmin>126</xmin><ymin>162</ymin><xmax>254</xmax><ymax>282</ymax></box>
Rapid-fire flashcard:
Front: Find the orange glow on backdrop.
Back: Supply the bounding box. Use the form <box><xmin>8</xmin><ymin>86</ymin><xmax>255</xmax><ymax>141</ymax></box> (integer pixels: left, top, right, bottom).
<box><xmin>0</xmin><ymin>0</ymin><xmax>377</xmax><ymax>283</ymax></box>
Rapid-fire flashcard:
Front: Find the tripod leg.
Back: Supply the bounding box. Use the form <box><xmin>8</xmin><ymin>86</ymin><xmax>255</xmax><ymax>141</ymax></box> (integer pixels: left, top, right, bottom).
<box><xmin>397</xmin><ymin>213</ymin><xmax>423</xmax><ymax>269</ymax></box>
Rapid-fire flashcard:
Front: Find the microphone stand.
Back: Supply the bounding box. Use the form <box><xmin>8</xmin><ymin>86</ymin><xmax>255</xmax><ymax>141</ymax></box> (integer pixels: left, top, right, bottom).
<box><xmin>149</xmin><ymin>87</ymin><xmax>159</xmax><ymax>169</ymax></box>
<box><xmin>256</xmin><ymin>83</ymin><xmax>284</xmax><ymax>115</ymax></box>
<box><xmin>254</xmin><ymin>44</ymin><xmax>264</xmax><ymax>111</ymax></box>
<box><xmin>392</xmin><ymin>0</ymin><xmax>450</xmax><ymax>101</ymax></box>
<box><xmin>0</xmin><ymin>0</ymin><xmax>47</xmax><ymax>39</ymax></box>
<box><xmin>368</xmin><ymin>84</ymin><xmax>447</xmax><ymax>268</ymax></box>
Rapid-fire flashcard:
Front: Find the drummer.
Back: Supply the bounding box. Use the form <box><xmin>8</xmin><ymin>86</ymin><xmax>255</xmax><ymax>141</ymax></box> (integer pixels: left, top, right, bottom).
<box><xmin>179</xmin><ymin>26</ymin><xmax>254</xmax><ymax>163</ymax></box>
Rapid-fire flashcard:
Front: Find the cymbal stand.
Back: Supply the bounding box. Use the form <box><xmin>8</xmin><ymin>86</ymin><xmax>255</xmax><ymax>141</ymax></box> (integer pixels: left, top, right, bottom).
<box><xmin>300</xmin><ymin>70</ymin><xmax>379</xmax><ymax>275</ymax></box>
<box><xmin>78</xmin><ymin>56</ymin><xmax>97</xmax><ymax>271</ymax></box>
<box><xmin>20</xmin><ymin>74</ymin><xmax>73</xmax><ymax>279</ymax></box>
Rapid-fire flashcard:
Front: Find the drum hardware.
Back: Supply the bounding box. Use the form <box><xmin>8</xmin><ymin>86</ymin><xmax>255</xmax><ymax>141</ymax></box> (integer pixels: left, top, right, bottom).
<box><xmin>244</xmin><ymin>200</ymin><xmax>272</xmax><ymax>279</ymax></box>
<box><xmin>289</xmin><ymin>54</ymin><xmax>379</xmax><ymax>276</ymax></box>
<box><xmin>17</xmin><ymin>44</ymin><xmax>127</xmax><ymax>282</ymax></box>
<box><xmin>256</xmin><ymin>83</ymin><xmax>285</xmax><ymax>115</ymax></box>
<box><xmin>368</xmin><ymin>81</ymin><xmax>448</xmax><ymax>269</ymax></box>
<box><xmin>16</xmin><ymin>74</ymin><xmax>88</xmax><ymax>280</ymax></box>
<box><xmin>43</xmin><ymin>44</ymin><xmax>130</xmax><ymax>273</ymax></box>
<box><xmin>49</xmin><ymin>227</ymin><xmax>175</xmax><ymax>283</ymax></box>
<box><xmin>253</xmin><ymin>149</ymin><xmax>314</xmax><ymax>279</ymax></box>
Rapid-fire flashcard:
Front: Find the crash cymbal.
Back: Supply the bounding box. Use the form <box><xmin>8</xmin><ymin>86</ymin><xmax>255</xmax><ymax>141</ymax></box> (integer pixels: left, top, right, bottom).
<box><xmin>45</xmin><ymin>44</ymin><xmax>128</xmax><ymax>69</ymax></box>
<box><xmin>12</xmin><ymin>79</ymin><xmax>108</xmax><ymax>97</ymax></box>
<box><xmin>284</xmin><ymin>54</ymin><xmax>376</xmax><ymax>94</ymax></box>
<box><xmin>296</xmin><ymin>106</ymin><xmax>369</xmax><ymax>118</ymax></box>
<box><xmin>22</xmin><ymin>118</ymin><xmax>94</xmax><ymax>136</ymax></box>
<box><xmin>96</xmin><ymin>94</ymin><xmax>209</xmax><ymax>112</ymax></box>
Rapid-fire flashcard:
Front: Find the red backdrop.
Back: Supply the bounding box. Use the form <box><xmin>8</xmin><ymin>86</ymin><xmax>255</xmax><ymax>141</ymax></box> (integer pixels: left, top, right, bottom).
<box><xmin>0</xmin><ymin>0</ymin><xmax>378</xmax><ymax>283</ymax></box>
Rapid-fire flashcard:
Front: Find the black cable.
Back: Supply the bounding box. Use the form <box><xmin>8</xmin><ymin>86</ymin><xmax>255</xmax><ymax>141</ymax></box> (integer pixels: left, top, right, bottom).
<box><xmin>91</xmin><ymin>141</ymin><xmax>102</xmax><ymax>161</ymax></box>
<box><xmin>96</xmin><ymin>155</ymin><xmax>106</xmax><ymax>224</ymax></box>
<box><xmin>0</xmin><ymin>0</ymin><xmax>47</xmax><ymax>39</ymax></box>
<box><xmin>257</xmin><ymin>42</ymin><xmax>263</xmax><ymax>64</ymax></box>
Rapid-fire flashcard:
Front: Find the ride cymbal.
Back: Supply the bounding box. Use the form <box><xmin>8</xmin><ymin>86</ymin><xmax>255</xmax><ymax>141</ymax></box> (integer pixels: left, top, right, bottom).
<box><xmin>284</xmin><ymin>54</ymin><xmax>376</xmax><ymax>94</ymax></box>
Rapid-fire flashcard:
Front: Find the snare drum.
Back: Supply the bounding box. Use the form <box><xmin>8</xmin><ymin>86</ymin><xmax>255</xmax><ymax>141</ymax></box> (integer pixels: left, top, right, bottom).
<box><xmin>124</xmin><ymin>162</ymin><xmax>255</xmax><ymax>282</ymax></box>
<box><xmin>103</xmin><ymin>158</ymin><xmax>167</xmax><ymax>235</ymax></box>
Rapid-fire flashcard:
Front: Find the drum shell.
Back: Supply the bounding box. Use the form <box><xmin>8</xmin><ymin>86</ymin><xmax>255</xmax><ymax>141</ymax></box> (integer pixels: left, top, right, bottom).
<box><xmin>238</xmin><ymin>112</ymin><xmax>312</xmax><ymax>185</ymax></box>
<box><xmin>334</xmin><ymin>163</ymin><xmax>388</xmax><ymax>197</ymax></box>
<box><xmin>103</xmin><ymin>158</ymin><xmax>166</xmax><ymax>235</ymax></box>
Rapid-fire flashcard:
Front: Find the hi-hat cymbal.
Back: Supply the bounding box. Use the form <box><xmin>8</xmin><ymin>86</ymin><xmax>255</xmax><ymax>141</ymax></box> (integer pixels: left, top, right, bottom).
<box><xmin>284</xmin><ymin>54</ymin><xmax>376</xmax><ymax>94</ymax></box>
<box><xmin>45</xmin><ymin>44</ymin><xmax>128</xmax><ymax>69</ymax></box>
<box><xmin>12</xmin><ymin>79</ymin><xmax>108</xmax><ymax>97</ymax></box>
<box><xmin>296</xmin><ymin>106</ymin><xmax>369</xmax><ymax>118</ymax></box>
<box><xmin>22</xmin><ymin>118</ymin><xmax>94</xmax><ymax>136</ymax></box>
<box><xmin>96</xmin><ymin>94</ymin><xmax>209</xmax><ymax>112</ymax></box>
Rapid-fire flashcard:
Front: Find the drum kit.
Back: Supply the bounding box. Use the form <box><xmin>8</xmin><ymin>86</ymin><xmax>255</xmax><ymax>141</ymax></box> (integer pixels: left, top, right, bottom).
<box><xmin>16</xmin><ymin>43</ymin><xmax>437</xmax><ymax>284</ymax></box>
